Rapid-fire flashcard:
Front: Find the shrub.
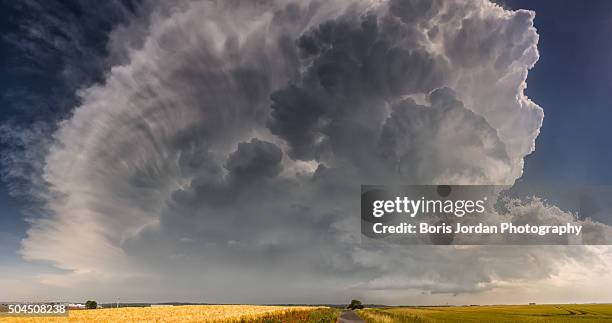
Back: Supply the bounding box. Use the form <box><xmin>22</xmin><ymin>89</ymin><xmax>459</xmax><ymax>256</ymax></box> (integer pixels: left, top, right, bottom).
<box><xmin>85</xmin><ymin>300</ymin><xmax>98</xmax><ymax>309</ymax></box>
<box><xmin>348</xmin><ymin>300</ymin><xmax>364</xmax><ymax>310</ymax></box>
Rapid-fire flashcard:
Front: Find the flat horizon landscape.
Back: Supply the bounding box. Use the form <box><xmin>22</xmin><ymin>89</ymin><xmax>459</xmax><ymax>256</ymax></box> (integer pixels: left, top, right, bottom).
<box><xmin>3</xmin><ymin>304</ymin><xmax>612</xmax><ymax>322</ymax></box>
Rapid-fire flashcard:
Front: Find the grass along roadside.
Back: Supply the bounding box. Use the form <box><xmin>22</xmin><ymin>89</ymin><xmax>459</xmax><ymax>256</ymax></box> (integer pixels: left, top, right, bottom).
<box><xmin>244</xmin><ymin>307</ymin><xmax>339</xmax><ymax>322</ymax></box>
<box><xmin>356</xmin><ymin>309</ymin><xmax>425</xmax><ymax>323</ymax></box>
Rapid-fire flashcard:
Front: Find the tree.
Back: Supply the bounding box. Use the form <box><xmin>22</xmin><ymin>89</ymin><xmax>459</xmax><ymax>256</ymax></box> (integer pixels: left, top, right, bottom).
<box><xmin>347</xmin><ymin>299</ymin><xmax>364</xmax><ymax>310</ymax></box>
<box><xmin>85</xmin><ymin>300</ymin><xmax>98</xmax><ymax>309</ymax></box>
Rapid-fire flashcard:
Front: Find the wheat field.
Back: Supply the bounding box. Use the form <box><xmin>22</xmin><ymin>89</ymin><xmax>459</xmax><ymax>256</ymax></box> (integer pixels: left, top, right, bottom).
<box><xmin>356</xmin><ymin>304</ymin><xmax>612</xmax><ymax>322</ymax></box>
<box><xmin>0</xmin><ymin>305</ymin><xmax>338</xmax><ymax>323</ymax></box>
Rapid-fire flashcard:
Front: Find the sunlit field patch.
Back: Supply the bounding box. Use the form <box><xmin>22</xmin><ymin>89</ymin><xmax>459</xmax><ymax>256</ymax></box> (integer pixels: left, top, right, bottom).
<box><xmin>356</xmin><ymin>304</ymin><xmax>612</xmax><ymax>322</ymax></box>
<box><xmin>0</xmin><ymin>305</ymin><xmax>338</xmax><ymax>323</ymax></box>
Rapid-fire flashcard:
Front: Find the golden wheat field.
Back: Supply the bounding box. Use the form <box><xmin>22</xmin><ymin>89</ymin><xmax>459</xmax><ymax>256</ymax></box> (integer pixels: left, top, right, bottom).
<box><xmin>356</xmin><ymin>304</ymin><xmax>612</xmax><ymax>322</ymax></box>
<box><xmin>0</xmin><ymin>305</ymin><xmax>339</xmax><ymax>323</ymax></box>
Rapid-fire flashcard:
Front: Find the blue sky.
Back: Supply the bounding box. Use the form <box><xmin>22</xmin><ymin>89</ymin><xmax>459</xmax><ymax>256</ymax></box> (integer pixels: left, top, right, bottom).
<box><xmin>0</xmin><ymin>0</ymin><xmax>134</xmax><ymax>270</ymax></box>
<box><xmin>508</xmin><ymin>0</ymin><xmax>612</xmax><ymax>184</ymax></box>
<box><xmin>0</xmin><ymin>186</ymin><xmax>23</xmax><ymax>262</ymax></box>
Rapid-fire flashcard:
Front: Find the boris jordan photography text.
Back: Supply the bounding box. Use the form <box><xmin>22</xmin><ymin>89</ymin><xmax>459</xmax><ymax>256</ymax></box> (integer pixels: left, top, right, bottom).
<box><xmin>373</xmin><ymin>222</ymin><xmax>582</xmax><ymax>236</ymax></box>
<box><xmin>361</xmin><ymin>185</ymin><xmax>611</xmax><ymax>245</ymax></box>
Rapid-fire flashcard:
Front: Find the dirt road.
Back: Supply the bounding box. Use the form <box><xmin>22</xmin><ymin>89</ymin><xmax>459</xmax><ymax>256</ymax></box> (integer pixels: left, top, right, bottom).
<box><xmin>337</xmin><ymin>310</ymin><xmax>365</xmax><ymax>323</ymax></box>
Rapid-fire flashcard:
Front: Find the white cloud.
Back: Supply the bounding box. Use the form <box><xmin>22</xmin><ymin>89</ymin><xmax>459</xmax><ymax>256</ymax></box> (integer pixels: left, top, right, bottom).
<box><xmin>8</xmin><ymin>0</ymin><xmax>611</xmax><ymax>303</ymax></box>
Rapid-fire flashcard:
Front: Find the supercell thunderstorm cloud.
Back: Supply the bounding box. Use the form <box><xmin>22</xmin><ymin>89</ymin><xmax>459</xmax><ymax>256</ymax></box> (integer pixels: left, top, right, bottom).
<box><xmin>2</xmin><ymin>0</ymin><xmax>612</xmax><ymax>304</ymax></box>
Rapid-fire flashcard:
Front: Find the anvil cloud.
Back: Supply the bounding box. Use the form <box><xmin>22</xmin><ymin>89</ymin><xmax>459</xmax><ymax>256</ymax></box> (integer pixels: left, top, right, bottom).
<box><xmin>4</xmin><ymin>0</ymin><xmax>610</xmax><ymax>304</ymax></box>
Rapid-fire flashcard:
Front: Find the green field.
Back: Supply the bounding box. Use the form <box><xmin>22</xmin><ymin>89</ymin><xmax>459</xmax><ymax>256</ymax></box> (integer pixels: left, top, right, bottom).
<box><xmin>356</xmin><ymin>304</ymin><xmax>612</xmax><ymax>322</ymax></box>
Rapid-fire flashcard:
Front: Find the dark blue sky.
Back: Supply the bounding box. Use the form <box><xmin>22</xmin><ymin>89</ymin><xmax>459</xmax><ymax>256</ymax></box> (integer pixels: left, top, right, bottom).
<box><xmin>0</xmin><ymin>0</ymin><xmax>138</xmax><ymax>262</ymax></box>
<box><xmin>1</xmin><ymin>0</ymin><xmax>612</xmax><ymax>247</ymax></box>
<box><xmin>508</xmin><ymin>0</ymin><xmax>612</xmax><ymax>185</ymax></box>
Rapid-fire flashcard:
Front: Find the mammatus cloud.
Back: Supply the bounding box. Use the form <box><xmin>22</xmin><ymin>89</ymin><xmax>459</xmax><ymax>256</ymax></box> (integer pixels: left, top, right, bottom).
<box><xmin>4</xmin><ymin>0</ymin><xmax>611</xmax><ymax>303</ymax></box>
